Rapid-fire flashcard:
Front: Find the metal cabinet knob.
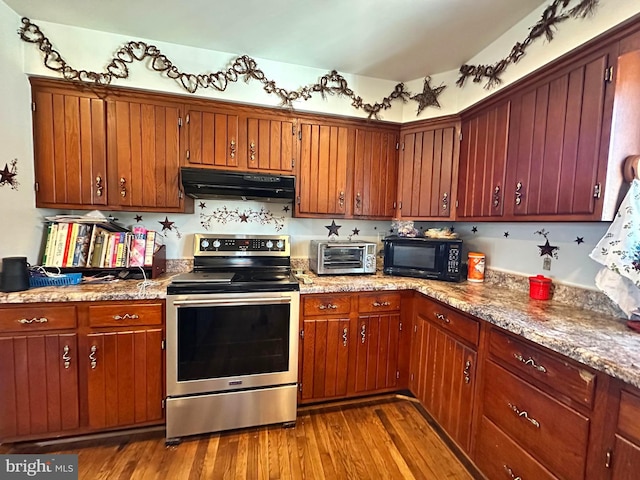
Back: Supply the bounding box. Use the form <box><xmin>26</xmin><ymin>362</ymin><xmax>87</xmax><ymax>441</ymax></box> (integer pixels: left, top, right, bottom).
<box><xmin>120</xmin><ymin>177</ymin><xmax>127</xmax><ymax>198</ymax></box>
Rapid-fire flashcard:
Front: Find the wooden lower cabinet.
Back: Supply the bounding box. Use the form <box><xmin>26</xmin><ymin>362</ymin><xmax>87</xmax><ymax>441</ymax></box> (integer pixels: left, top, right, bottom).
<box><xmin>609</xmin><ymin>387</ymin><xmax>640</xmax><ymax>479</ymax></box>
<box><xmin>0</xmin><ymin>300</ymin><xmax>164</xmax><ymax>443</ymax></box>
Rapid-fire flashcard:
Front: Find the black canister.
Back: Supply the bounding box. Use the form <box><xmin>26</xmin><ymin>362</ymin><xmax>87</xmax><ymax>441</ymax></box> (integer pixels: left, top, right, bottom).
<box><xmin>0</xmin><ymin>256</ymin><xmax>30</xmax><ymax>292</ymax></box>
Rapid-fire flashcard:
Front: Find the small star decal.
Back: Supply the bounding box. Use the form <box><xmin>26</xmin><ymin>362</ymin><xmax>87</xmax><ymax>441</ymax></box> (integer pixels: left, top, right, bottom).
<box><xmin>352</xmin><ymin>228</ymin><xmax>360</xmax><ymax>236</ymax></box>
<box><xmin>199</xmin><ymin>202</ymin><xmax>206</xmax><ymax>209</ymax></box>
<box><xmin>134</xmin><ymin>215</ymin><xmax>143</xmax><ymax>223</ymax></box>
<box><xmin>389</xmin><ymin>228</ymin><xmax>394</xmax><ymax>234</ymax></box>
<box><xmin>239</xmin><ymin>213</ymin><xmax>249</xmax><ymax>222</ymax></box>
<box><xmin>471</xmin><ymin>226</ymin><xmax>478</xmax><ymax>233</ymax></box>
<box><xmin>538</xmin><ymin>239</ymin><xmax>559</xmax><ymax>258</ymax></box>
<box><xmin>282</xmin><ymin>205</ymin><xmax>290</xmax><ymax>212</ymax></box>
<box><xmin>159</xmin><ymin>216</ymin><xmax>174</xmax><ymax>232</ymax></box>
<box><xmin>504</xmin><ymin>232</ymin><xmax>510</xmax><ymax>238</ymax></box>
<box><xmin>0</xmin><ymin>161</ymin><xmax>18</xmax><ymax>189</ymax></box>
<box><xmin>575</xmin><ymin>237</ymin><xmax>585</xmax><ymax>245</ymax></box>
<box><xmin>410</xmin><ymin>76</ymin><xmax>446</xmax><ymax>115</ymax></box>
<box><xmin>326</xmin><ymin>220</ymin><xmax>342</xmax><ymax>237</ymax></box>
<box><xmin>449</xmin><ymin>226</ymin><xmax>455</xmax><ymax>233</ymax></box>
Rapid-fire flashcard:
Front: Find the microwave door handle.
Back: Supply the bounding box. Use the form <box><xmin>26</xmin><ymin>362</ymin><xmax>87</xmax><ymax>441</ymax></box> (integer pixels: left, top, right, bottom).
<box><xmin>173</xmin><ymin>298</ymin><xmax>292</xmax><ymax>307</ymax></box>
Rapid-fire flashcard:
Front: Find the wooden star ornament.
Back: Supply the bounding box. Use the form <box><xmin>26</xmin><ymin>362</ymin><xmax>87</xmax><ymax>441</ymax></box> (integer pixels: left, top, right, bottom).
<box><xmin>410</xmin><ymin>76</ymin><xmax>446</xmax><ymax>115</ymax></box>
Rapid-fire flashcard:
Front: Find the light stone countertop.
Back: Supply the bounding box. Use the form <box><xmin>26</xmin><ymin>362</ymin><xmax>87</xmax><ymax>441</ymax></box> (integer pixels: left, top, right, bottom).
<box><xmin>2</xmin><ymin>271</ymin><xmax>639</xmax><ymax>389</ymax></box>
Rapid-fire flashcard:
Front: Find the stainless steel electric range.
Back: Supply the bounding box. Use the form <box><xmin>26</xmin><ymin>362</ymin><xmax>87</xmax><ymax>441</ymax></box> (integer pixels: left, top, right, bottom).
<box><xmin>165</xmin><ymin>234</ymin><xmax>299</xmax><ymax>442</ymax></box>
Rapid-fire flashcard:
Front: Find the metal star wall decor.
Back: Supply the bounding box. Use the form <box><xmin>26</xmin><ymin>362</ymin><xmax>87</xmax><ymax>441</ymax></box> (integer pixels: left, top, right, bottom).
<box><xmin>0</xmin><ymin>159</ymin><xmax>19</xmax><ymax>190</ymax></box>
<box><xmin>410</xmin><ymin>77</ymin><xmax>446</xmax><ymax>115</ymax></box>
<box><xmin>325</xmin><ymin>220</ymin><xmax>342</xmax><ymax>237</ymax></box>
<box><xmin>199</xmin><ymin>202</ymin><xmax>206</xmax><ymax>209</ymax></box>
<box><xmin>504</xmin><ymin>232</ymin><xmax>510</xmax><ymax>238</ymax></box>
<box><xmin>575</xmin><ymin>237</ymin><xmax>585</xmax><ymax>245</ymax></box>
<box><xmin>535</xmin><ymin>229</ymin><xmax>559</xmax><ymax>259</ymax></box>
<box><xmin>159</xmin><ymin>217</ymin><xmax>174</xmax><ymax>232</ymax></box>
<box><xmin>282</xmin><ymin>205</ymin><xmax>290</xmax><ymax>212</ymax></box>
<box><xmin>471</xmin><ymin>226</ymin><xmax>478</xmax><ymax>233</ymax></box>
<box><xmin>134</xmin><ymin>215</ymin><xmax>143</xmax><ymax>222</ymax></box>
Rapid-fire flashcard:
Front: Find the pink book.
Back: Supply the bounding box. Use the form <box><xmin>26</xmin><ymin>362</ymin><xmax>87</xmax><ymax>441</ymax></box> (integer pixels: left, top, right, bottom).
<box><xmin>129</xmin><ymin>226</ymin><xmax>147</xmax><ymax>267</ymax></box>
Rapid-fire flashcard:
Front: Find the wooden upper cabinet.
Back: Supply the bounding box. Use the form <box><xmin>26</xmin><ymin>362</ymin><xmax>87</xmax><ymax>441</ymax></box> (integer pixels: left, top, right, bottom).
<box><xmin>457</xmin><ymin>101</ymin><xmax>510</xmax><ymax>219</ymax></box>
<box><xmin>505</xmin><ymin>48</ymin><xmax>615</xmax><ymax>220</ymax></box>
<box><xmin>353</xmin><ymin>128</ymin><xmax>398</xmax><ymax>218</ymax></box>
<box><xmin>31</xmin><ymin>81</ymin><xmax>107</xmax><ymax>208</ymax></box>
<box><xmin>397</xmin><ymin>120</ymin><xmax>459</xmax><ymax>220</ymax></box>
<box><xmin>184</xmin><ymin>107</ymin><xmax>239</xmax><ymax>169</ymax></box>
<box><xmin>246</xmin><ymin>116</ymin><xmax>295</xmax><ymax>172</ymax></box>
<box><xmin>107</xmin><ymin>96</ymin><xmax>185</xmax><ymax>211</ymax></box>
<box><xmin>296</xmin><ymin>122</ymin><xmax>352</xmax><ymax>216</ymax></box>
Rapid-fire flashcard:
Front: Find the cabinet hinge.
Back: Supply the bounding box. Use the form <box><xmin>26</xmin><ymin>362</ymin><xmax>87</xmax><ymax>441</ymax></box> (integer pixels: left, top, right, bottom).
<box><xmin>162</xmin><ymin>399</ymin><xmax>166</xmax><ymax>409</ymax></box>
<box><xmin>593</xmin><ymin>183</ymin><xmax>602</xmax><ymax>199</ymax></box>
<box><xmin>298</xmin><ymin>383</ymin><xmax>302</xmax><ymax>393</ymax></box>
<box><xmin>298</xmin><ymin>130</ymin><xmax>302</xmax><ymax>141</ymax></box>
<box><xmin>396</xmin><ymin>371</ymin><xmax>400</xmax><ymax>379</ymax></box>
<box><xmin>395</xmin><ymin>142</ymin><xmax>399</xmax><ymax>150</ymax></box>
<box><xmin>399</xmin><ymin>322</ymin><xmax>402</xmax><ymax>331</ymax></box>
<box><xmin>300</xmin><ymin>330</ymin><xmax>304</xmax><ymax>339</ymax></box>
<box><xmin>34</xmin><ymin>182</ymin><xmax>39</xmax><ymax>192</ymax></box>
<box><xmin>186</xmin><ymin>114</ymin><xmax>190</xmax><ymax>124</ymax></box>
<box><xmin>604</xmin><ymin>66</ymin><xmax>614</xmax><ymax>83</ymax></box>
<box><xmin>161</xmin><ymin>339</ymin><xmax>166</xmax><ymax>350</ymax></box>
<box><xmin>186</xmin><ymin>150</ymin><xmax>190</xmax><ymax>160</ymax></box>
<box><xmin>296</xmin><ymin>195</ymin><xmax>301</xmax><ymax>205</ymax></box>
<box><xmin>31</xmin><ymin>102</ymin><xmax>36</xmax><ymax>112</ymax></box>
<box><xmin>178</xmin><ymin>117</ymin><xmax>182</xmax><ymax>128</ymax></box>
<box><xmin>459</xmin><ymin>131</ymin><xmax>463</xmax><ymax>142</ymax></box>
<box><xmin>178</xmin><ymin>190</ymin><xmax>184</xmax><ymax>199</ymax></box>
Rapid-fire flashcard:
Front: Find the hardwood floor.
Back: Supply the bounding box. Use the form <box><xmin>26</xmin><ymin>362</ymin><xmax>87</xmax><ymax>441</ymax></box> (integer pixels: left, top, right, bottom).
<box><xmin>1</xmin><ymin>397</ymin><xmax>476</xmax><ymax>479</ymax></box>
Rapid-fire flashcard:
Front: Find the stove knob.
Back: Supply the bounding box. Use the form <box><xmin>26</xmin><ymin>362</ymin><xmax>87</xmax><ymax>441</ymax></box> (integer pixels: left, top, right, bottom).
<box><xmin>212</xmin><ymin>239</ymin><xmax>221</xmax><ymax>249</ymax></box>
<box><xmin>266</xmin><ymin>240</ymin><xmax>274</xmax><ymax>249</ymax></box>
<box><xmin>201</xmin><ymin>239</ymin><xmax>210</xmax><ymax>249</ymax></box>
<box><xmin>276</xmin><ymin>240</ymin><xmax>284</xmax><ymax>249</ymax></box>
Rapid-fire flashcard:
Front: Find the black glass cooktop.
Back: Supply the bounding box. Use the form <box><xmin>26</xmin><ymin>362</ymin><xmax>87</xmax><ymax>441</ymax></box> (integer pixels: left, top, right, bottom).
<box><xmin>167</xmin><ymin>269</ymin><xmax>300</xmax><ymax>295</ymax></box>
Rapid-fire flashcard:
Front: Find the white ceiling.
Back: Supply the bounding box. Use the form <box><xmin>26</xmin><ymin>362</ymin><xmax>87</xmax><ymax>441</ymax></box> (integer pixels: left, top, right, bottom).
<box><xmin>5</xmin><ymin>0</ymin><xmax>546</xmax><ymax>82</ymax></box>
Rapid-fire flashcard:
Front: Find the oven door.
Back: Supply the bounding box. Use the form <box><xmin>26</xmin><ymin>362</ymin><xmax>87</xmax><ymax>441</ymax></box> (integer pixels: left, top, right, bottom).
<box><xmin>166</xmin><ymin>291</ymin><xmax>299</xmax><ymax>397</ymax></box>
<box><xmin>319</xmin><ymin>244</ymin><xmax>365</xmax><ymax>274</ymax></box>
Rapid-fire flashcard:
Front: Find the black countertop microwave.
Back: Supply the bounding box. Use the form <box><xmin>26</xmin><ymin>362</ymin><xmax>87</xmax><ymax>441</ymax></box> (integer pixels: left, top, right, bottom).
<box><xmin>383</xmin><ymin>236</ymin><xmax>463</xmax><ymax>282</ymax></box>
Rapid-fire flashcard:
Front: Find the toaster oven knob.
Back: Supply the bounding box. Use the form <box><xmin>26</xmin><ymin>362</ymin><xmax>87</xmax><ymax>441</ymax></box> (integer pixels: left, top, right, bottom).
<box><xmin>266</xmin><ymin>240</ymin><xmax>274</xmax><ymax>249</ymax></box>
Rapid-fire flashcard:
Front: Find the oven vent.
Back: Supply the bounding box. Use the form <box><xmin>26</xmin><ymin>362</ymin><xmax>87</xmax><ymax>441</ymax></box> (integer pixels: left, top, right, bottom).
<box><xmin>180</xmin><ymin>167</ymin><xmax>295</xmax><ymax>202</ymax></box>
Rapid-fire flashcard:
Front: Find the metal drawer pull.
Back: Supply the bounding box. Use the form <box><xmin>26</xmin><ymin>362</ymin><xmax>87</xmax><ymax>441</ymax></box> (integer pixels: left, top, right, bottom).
<box><xmin>463</xmin><ymin>360</ymin><xmax>472</xmax><ymax>384</ymax></box>
<box><xmin>18</xmin><ymin>317</ymin><xmax>48</xmax><ymax>324</ymax></box>
<box><xmin>229</xmin><ymin>140</ymin><xmax>236</xmax><ymax>159</ymax></box>
<box><xmin>89</xmin><ymin>345</ymin><xmax>97</xmax><ymax>369</ymax></box>
<box><xmin>361</xmin><ymin>324</ymin><xmax>366</xmax><ymax>344</ymax></box>
<box><xmin>493</xmin><ymin>185</ymin><xmax>501</xmax><ymax>207</ymax></box>
<box><xmin>372</xmin><ymin>301</ymin><xmax>391</xmax><ymax>307</ymax></box>
<box><xmin>249</xmin><ymin>142</ymin><xmax>256</xmax><ymax>161</ymax></box>
<box><xmin>120</xmin><ymin>177</ymin><xmax>127</xmax><ymax>197</ymax></box>
<box><xmin>62</xmin><ymin>345</ymin><xmax>71</xmax><ymax>369</ymax></box>
<box><xmin>513</xmin><ymin>353</ymin><xmax>547</xmax><ymax>373</ymax></box>
<box><xmin>318</xmin><ymin>304</ymin><xmax>338</xmax><ymax>310</ymax></box>
<box><xmin>503</xmin><ymin>464</ymin><xmax>522</xmax><ymax>480</ymax></box>
<box><xmin>342</xmin><ymin>327</ymin><xmax>348</xmax><ymax>347</ymax></box>
<box><xmin>515</xmin><ymin>182</ymin><xmax>523</xmax><ymax>205</ymax></box>
<box><xmin>112</xmin><ymin>313</ymin><xmax>140</xmax><ymax>320</ymax></box>
<box><xmin>434</xmin><ymin>312</ymin><xmax>450</xmax><ymax>323</ymax></box>
<box><xmin>95</xmin><ymin>175</ymin><xmax>103</xmax><ymax>197</ymax></box>
<box><xmin>508</xmin><ymin>402</ymin><xmax>540</xmax><ymax>428</ymax></box>
<box><xmin>442</xmin><ymin>192</ymin><xmax>448</xmax><ymax>211</ymax></box>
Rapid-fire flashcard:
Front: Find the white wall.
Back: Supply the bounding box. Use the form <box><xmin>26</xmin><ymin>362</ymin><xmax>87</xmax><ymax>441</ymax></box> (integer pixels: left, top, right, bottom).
<box><xmin>2</xmin><ymin>0</ymin><xmax>640</xmax><ymax>289</ymax></box>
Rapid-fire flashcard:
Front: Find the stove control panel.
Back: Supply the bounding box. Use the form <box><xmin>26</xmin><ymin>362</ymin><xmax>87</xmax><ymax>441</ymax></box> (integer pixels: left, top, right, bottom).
<box><xmin>194</xmin><ymin>234</ymin><xmax>290</xmax><ymax>256</ymax></box>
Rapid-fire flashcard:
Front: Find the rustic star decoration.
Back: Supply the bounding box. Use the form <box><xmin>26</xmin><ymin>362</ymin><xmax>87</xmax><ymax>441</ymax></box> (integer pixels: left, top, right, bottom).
<box><xmin>504</xmin><ymin>232</ymin><xmax>510</xmax><ymax>238</ymax></box>
<box><xmin>199</xmin><ymin>202</ymin><xmax>206</xmax><ymax>209</ymax></box>
<box><xmin>538</xmin><ymin>239</ymin><xmax>559</xmax><ymax>258</ymax></box>
<box><xmin>575</xmin><ymin>237</ymin><xmax>585</xmax><ymax>245</ymax></box>
<box><xmin>282</xmin><ymin>205</ymin><xmax>290</xmax><ymax>212</ymax></box>
<box><xmin>471</xmin><ymin>226</ymin><xmax>478</xmax><ymax>233</ymax></box>
<box><xmin>134</xmin><ymin>215</ymin><xmax>143</xmax><ymax>222</ymax></box>
<box><xmin>0</xmin><ymin>159</ymin><xmax>19</xmax><ymax>190</ymax></box>
<box><xmin>239</xmin><ymin>213</ymin><xmax>249</xmax><ymax>222</ymax></box>
<box><xmin>326</xmin><ymin>220</ymin><xmax>342</xmax><ymax>237</ymax></box>
<box><xmin>449</xmin><ymin>226</ymin><xmax>455</xmax><ymax>233</ymax></box>
<box><xmin>410</xmin><ymin>77</ymin><xmax>446</xmax><ymax>115</ymax></box>
<box><xmin>352</xmin><ymin>228</ymin><xmax>360</xmax><ymax>235</ymax></box>
<box><xmin>159</xmin><ymin>216</ymin><xmax>174</xmax><ymax>232</ymax></box>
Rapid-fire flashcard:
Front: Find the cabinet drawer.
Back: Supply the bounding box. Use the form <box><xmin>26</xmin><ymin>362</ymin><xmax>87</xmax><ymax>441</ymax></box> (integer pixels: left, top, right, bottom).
<box><xmin>475</xmin><ymin>416</ymin><xmax>558</xmax><ymax>480</ymax></box>
<box><xmin>482</xmin><ymin>361</ymin><xmax>589</xmax><ymax>480</ymax></box>
<box><xmin>417</xmin><ymin>296</ymin><xmax>479</xmax><ymax>346</ymax></box>
<box><xmin>618</xmin><ymin>389</ymin><xmax>640</xmax><ymax>444</ymax></box>
<box><xmin>489</xmin><ymin>329</ymin><xmax>596</xmax><ymax>407</ymax></box>
<box><xmin>357</xmin><ymin>292</ymin><xmax>401</xmax><ymax>313</ymax></box>
<box><xmin>88</xmin><ymin>303</ymin><xmax>163</xmax><ymax>327</ymax></box>
<box><xmin>302</xmin><ymin>295</ymin><xmax>351</xmax><ymax>316</ymax></box>
<box><xmin>0</xmin><ymin>305</ymin><xmax>77</xmax><ymax>332</ymax></box>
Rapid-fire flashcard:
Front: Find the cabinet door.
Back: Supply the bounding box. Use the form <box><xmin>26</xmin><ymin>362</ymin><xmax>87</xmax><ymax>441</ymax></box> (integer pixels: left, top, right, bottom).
<box><xmin>457</xmin><ymin>101</ymin><xmax>510</xmax><ymax>219</ymax></box>
<box><xmin>32</xmin><ymin>84</ymin><xmax>107</xmax><ymax>208</ymax></box>
<box><xmin>398</xmin><ymin>125</ymin><xmax>458</xmax><ymax>219</ymax></box>
<box><xmin>612</xmin><ymin>435</ymin><xmax>640</xmax><ymax>480</ymax></box>
<box><xmin>247</xmin><ymin>116</ymin><xmax>295</xmax><ymax>172</ymax></box>
<box><xmin>0</xmin><ymin>334</ymin><xmax>79</xmax><ymax>441</ymax></box>
<box><xmin>185</xmin><ymin>107</ymin><xmax>239</xmax><ymax>169</ymax></box>
<box><xmin>506</xmin><ymin>49</ymin><xmax>614</xmax><ymax>218</ymax></box>
<box><xmin>85</xmin><ymin>329</ymin><xmax>163</xmax><ymax>429</ymax></box>
<box><xmin>108</xmin><ymin>98</ymin><xmax>184</xmax><ymax>211</ymax></box>
<box><xmin>353</xmin><ymin>313</ymin><xmax>401</xmax><ymax>394</ymax></box>
<box><xmin>297</xmin><ymin>122</ymin><xmax>351</xmax><ymax>215</ymax></box>
<box><xmin>300</xmin><ymin>317</ymin><xmax>350</xmax><ymax>402</ymax></box>
<box><xmin>353</xmin><ymin>128</ymin><xmax>398</xmax><ymax>218</ymax></box>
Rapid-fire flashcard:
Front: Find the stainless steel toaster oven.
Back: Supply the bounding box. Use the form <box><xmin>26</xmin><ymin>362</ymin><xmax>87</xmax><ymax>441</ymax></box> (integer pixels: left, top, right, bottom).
<box><xmin>309</xmin><ymin>240</ymin><xmax>377</xmax><ymax>275</ymax></box>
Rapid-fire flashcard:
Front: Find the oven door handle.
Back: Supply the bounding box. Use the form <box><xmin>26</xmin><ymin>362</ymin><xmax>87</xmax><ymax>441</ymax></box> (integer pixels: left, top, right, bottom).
<box><xmin>173</xmin><ymin>297</ymin><xmax>292</xmax><ymax>307</ymax></box>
